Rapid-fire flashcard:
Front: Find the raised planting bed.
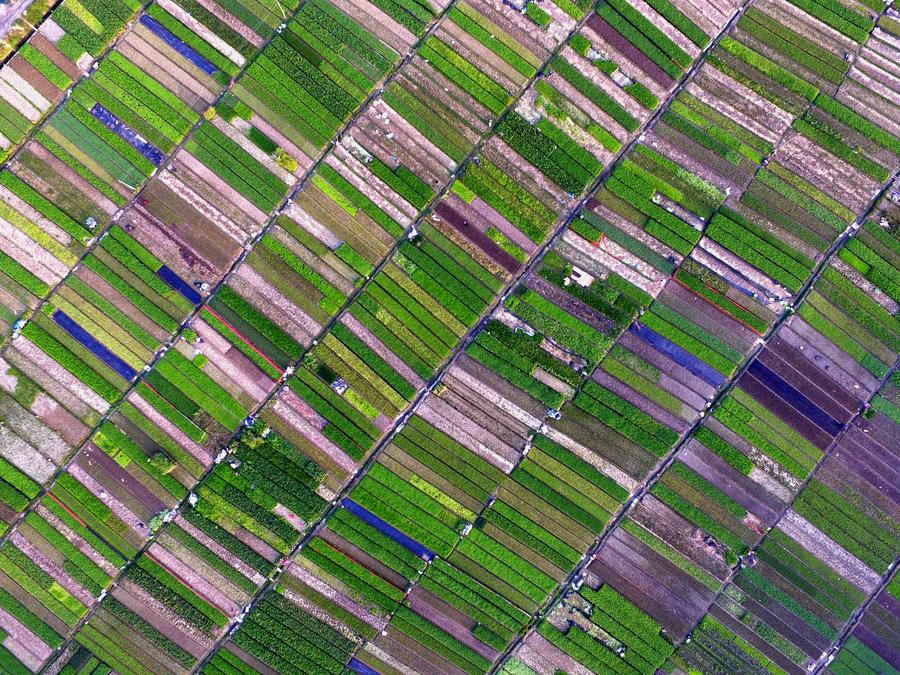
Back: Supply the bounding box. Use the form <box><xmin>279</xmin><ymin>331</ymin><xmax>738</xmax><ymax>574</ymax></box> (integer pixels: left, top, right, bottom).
<box><xmin>210</xmin><ymin>590</ymin><xmax>358</xmax><ymax>674</ymax></box>
<box><xmin>522</xmin><ymin>580</ymin><xmax>675</xmax><ymax>674</ymax></box>
<box><xmin>0</xmin><ymin>0</ymin><xmax>144</xmax><ymax>163</ymax></box>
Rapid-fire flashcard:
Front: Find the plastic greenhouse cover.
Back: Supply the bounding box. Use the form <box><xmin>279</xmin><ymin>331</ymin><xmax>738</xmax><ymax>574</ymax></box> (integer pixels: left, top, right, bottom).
<box><xmin>629</xmin><ymin>322</ymin><xmax>726</xmax><ymax>387</ymax></box>
<box><xmin>90</xmin><ymin>103</ymin><xmax>166</xmax><ymax>166</ymax></box>
<box><xmin>342</xmin><ymin>498</ymin><xmax>436</xmax><ymax>561</ymax></box>
<box><xmin>53</xmin><ymin>310</ymin><xmax>138</xmax><ymax>381</ymax></box>
<box><xmin>747</xmin><ymin>360</ymin><xmax>842</xmax><ymax>435</ymax></box>
<box><xmin>158</xmin><ymin>265</ymin><xmax>202</xmax><ymax>304</ymax></box>
<box><xmin>139</xmin><ymin>14</ymin><xmax>218</xmax><ymax>75</ymax></box>
<box><xmin>348</xmin><ymin>658</ymin><xmax>381</xmax><ymax>675</ymax></box>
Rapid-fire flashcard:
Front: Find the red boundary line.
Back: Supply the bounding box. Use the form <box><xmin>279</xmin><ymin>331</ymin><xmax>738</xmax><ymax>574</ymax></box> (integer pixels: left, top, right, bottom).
<box><xmin>47</xmin><ymin>491</ymin><xmax>87</xmax><ymax>528</ymax></box>
<box><xmin>201</xmin><ymin>306</ymin><xmax>285</xmax><ymax>376</ymax></box>
<box><xmin>672</xmin><ymin>275</ymin><xmax>764</xmax><ymax>336</ymax></box>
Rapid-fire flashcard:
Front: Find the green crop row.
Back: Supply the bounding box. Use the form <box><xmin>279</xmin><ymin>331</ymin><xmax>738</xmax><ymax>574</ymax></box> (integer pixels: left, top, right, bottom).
<box><xmin>576</xmin><ymin>380</ymin><xmax>679</xmax><ymax>456</ymax></box>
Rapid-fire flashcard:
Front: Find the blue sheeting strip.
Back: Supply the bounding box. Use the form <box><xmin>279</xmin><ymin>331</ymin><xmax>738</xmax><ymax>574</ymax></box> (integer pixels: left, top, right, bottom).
<box><xmin>747</xmin><ymin>360</ymin><xmax>842</xmax><ymax>436</ymax></box>
<box><xmin>53</xmin><ymin>310</ymin><xmax>137</xmax><ymax>381</ymax></box>
<box><xmin>91</xmin><ymin>103</ymin><xmax>166</xmax><ymax>166</ymax></box>
<box><xmin>630</xmin><ymin>322</ymin><xmax>726</xmax><ymax>387</ymax></box>
<box><xmin>341</xmin><ymin>498</ymin><xmax>435</xmax><ymax>561</ymax></box>
<box><xmin>157</xmin><ymin>265</ymin><xmax>201</xmax><ymax>304</ymax></box>
<box><xmin>726</xmin><ymin>278</ymin><xmax>757</xmax><ymax>299</ymax></box>
<box><xmin>348</xmin><ymin>659</ymin><xmax>381</xmax><ymax>675</ymax></box>
<box><xmin>139</xmin><ymin>15</ymin><xmax>218</xmax><ymax>74</ymax></box>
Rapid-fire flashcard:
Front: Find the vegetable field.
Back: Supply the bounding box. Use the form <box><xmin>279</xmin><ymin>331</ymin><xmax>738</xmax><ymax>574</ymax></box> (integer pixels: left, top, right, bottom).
<box><xmin>0</xmin><ymin>0</ymin><xmax>897</xmax><ymax>671</ymax></box>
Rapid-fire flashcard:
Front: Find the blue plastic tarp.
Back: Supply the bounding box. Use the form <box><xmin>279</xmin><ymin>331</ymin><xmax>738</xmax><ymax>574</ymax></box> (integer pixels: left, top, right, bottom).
<box><xmin>747</xmin><ymin>360</ymin><xmax>842</xmax><ymax>436</ymax></box>
<box><xmin>630</xmin><ymin>322</ymin><xmax>726</xmax><ymax>388</ymax></box>
<box><xmin>341</xmin><ymin>498</ymin><xmax>435</xmax><ymax>561</ymax></box>
<box><xmin>139</xmin><ymin>14</ymin><xmax>218</xmax><ymax>75</ymax></box>
<box><xmin>733</xmin><ymin>282</ymin><xmax>757</xmax><ymax>299</ymax></box>
<box><xmin>157</xmin><ymin>265</ymin><xmax>202</xmax><ymax>304</ymax></box>
<box><xmin>53</xmin><ymin>310</ymin><xmax>137</xmax><ymax>381</ymax></box>
<box><xmin>90</xmin><ymin>103</ymin><xmax>166</xmax><ymax>166</ymax></box>
<box><xmin>348</xmin><ymin>659</ymin><xmax>381</xmax><ymax>675</ymax></box>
